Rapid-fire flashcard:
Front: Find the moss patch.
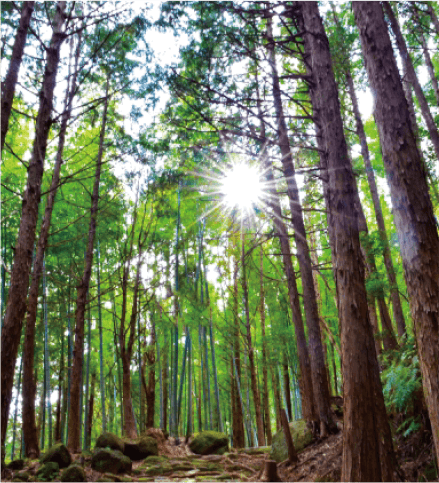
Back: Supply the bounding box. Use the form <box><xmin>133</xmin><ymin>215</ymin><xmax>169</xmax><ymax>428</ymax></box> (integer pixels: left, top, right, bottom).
<box><xmin>95</xmin><ymin>433</ymin><xmax>125</xmax><ymax>453</ymax></box>
<box><xmin>40</xmin><ymin>443</ymin><xmax>71</xmax><ymax>468</ymax></box>
<box><xmin>189</xmin><ymin>431</ymin><xmax>229</xmax><ymax>455</ymax></box>
<box><xmin>270</xmin><ymin>419</ymin><xmax>313</xmax><ymax>462</ymax></box>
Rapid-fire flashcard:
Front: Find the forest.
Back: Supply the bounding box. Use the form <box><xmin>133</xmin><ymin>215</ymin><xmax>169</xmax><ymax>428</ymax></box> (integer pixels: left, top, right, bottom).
<box><xmin>1</xmin><ymin>1</ymin><xmax>439</xmax><ymax>482</ymax></box>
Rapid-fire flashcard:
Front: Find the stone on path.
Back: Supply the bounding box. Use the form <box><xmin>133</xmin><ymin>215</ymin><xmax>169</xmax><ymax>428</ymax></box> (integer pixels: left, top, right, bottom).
<box><xmin>270</xmin><ymin>419</ymin><xmax>313</xmax><ymax>463</ymax></box>
<box><xmin>189</xmin><ymin>431</ymin><xmax>229</xmax><ymax>455</ymax></box>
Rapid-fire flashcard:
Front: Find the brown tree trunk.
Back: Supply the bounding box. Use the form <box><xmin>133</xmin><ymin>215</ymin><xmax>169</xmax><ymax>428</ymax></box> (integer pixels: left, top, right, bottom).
<box><xmin>232</xmin><ymin>256</ymin><xmax>245</xmax><ymax>448</ymax></box>
<box><xmin>354</xmin><ymin>1</ymin><xmax>439</xmax><ymax>464</ymax></box>
<box><xmin>241</xmin><ymin>235</ymin><xmax>265</xmax><ymax>446</ymax></box>
<box><xmin>384</xmin><ymin>2</ymin><xmax>439</xmax><ymax>161</ymax></box>
<box><xmin>86</xmin><ymin>373</ymin><xmax>95</xmax><ymax>449</ymax></box>
<box><xmin>1</xmin><ymin>1</ymin><xmax>35</xmax><ymax>152</ymax></box>
<box><xmin>265</xmin><ymin>13</ymin><xmax>334</xmax><ymax>437</ymax></box>
<box><xmin>259</xmin><ymin>125</ymin><xmax>315</xmax><ymax>425</ymax></box>
<box><xmin>145</xmin><ymin>322</ymin><xmax>156</xmax><ymax>429</ymax></box>
<box><xmin>402</xmin><ymin>63</ymin><xmax>439</xmax><ymax>206</ymax></box>
<box><xmin>253</xmin><ymin>61</ymin><xmax>315</xmax><ymax>425</ymax></box>
<box><xmin>260</xmin><ymin>249</ymin><xmax>272</xmax><ymax>445</ymax></box>
<box><xmin>427</xmin><ymin>2</ymin><xmax>439</xmax><ymax>37</ymax></box>
<box><xmin>22</xmin><ymin>30</ymin><xmax>81</xmax><ymax>459</ymax></box>
<box><xmin>414</xmin><ymin>10</ymin><xmax>439</xmax><ymax>105</ymax></box>
<box><xmin>67</xmin><ymin>78</ymin><xmax>109</xmax><ymax>452</ymax></box>
<box><xmin>299</xmin><ymin>2</ymin><xmax>393</xmax><ymax>479</ymax></box>
<box><xmin>122</xmin><ymin>352</ymin><xmax>137</xmax><ymax>439</ymax></box>
<box><xmin>344</xmin><ymin>67</ymin><xmax>406</xmax><ymax>338</ymax></box>
<box><xmin>1</xmin><ymin>2</ymin><xmax>66</xmax><ymax>452</ymax></box>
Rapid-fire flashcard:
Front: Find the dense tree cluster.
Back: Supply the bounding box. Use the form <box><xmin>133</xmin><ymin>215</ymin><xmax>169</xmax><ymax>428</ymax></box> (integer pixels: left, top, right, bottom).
<box><xmin>1</xmin><ymin>2</ymin><xmax>438</xmax><ymax>481</ymax></box>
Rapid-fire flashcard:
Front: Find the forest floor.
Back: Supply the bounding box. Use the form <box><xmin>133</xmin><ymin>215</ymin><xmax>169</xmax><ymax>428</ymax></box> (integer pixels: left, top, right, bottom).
<box><xmin>3</xmin><ymin>423</ymin><xmax>437</xmax><ymax>482</ymax></box>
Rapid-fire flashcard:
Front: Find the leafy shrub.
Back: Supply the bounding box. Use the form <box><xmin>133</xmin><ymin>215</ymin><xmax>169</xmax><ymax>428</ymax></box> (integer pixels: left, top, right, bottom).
<box><xmin>381</xmin><ymin>336</ymin><xmax>422</xmax><ymax>436</ymax></box>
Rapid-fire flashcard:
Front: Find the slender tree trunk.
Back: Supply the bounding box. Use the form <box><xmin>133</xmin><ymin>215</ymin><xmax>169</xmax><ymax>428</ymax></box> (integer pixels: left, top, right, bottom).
<box><xmin>145</xmin><ymin>320</ymin><xmax>156</xmax><ymax>429</ymax></box>
<box><xmin>427</xmin><ymin>2</ymin><xmax>439</xmax><ymax>38</ymax></box>
<box><xmin>414</xmin><ymin>11</ymin><xmax>439</xmax><ymax>105</ymax></box>
<box><xmin>354</xmin><ymin>1</ymin><xmax>439</xmax><ymax>464</ymax></box>
<box><xmin>259</xmin><ymin>249</ymin><xmax>272</xmax><ymax>445</ymax></box>
<box><xmin>265</xmin><ymin>13</ymin><xmax>334</xmax><ymax>437</ymax></box>
<box><xmin>1</xmin><ymin>2</ymin><xmax>66</xmax><ymax>451</ymax></box>
<box><xmin>67</xmin><ymin>79</ymin><xmax>109</xmax><ymax>452</ymax></box>
<box><xmin>86</xmin><ymin>373</ymin><xmax>96</xmax><ymax>449</ymax></box>
<box><xmin>240</xmin><ymin>235</ymin><xmax>265</xmax><ymax>446</ymax></box>
<box><xmin>344</xmin><ymin>65</ymin><xmax>406</xmax><ymax>339</ymax></box>
<box><xmin>54</xmin><ymin>329</ymin><xmax>64</xmax><ymax>442</ymax></box>
<box><xmin>232</xmin><ymin>256</ymin><xmax>245</xmax><ymax>448</ymax></box>
<box><xmin>299</xmin><ymin>3</ymin><xmax>394</xmax><ymax>479</ymax></box>
<box><xmin>1</xmin><ymin>1</ymin><xmax>35</xmax><ymax>152</ymax></box>
<box><xmin>384</xmin><ymin>2</ymin><xmax>439</xmax><ymax>161</ymax></box>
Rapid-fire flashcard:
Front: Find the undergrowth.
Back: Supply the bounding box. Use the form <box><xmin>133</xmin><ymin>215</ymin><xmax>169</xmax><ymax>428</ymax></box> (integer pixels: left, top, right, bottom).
<box><xmin>380</xmin><ymin>336</ymin><xmax>423</xmax><ymax>437</ymax></box>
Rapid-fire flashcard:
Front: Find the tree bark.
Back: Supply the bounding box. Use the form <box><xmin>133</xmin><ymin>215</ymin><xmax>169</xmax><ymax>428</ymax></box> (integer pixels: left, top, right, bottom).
<box><xmin>265</xmin><ymin>13</ymin><xmax>334</xmax><ymax>438</ymax></box>
<box><xmin>260</xmin><ymin>249</ymin><xmax>272</xmax><ymax>445</ymax></box>
<box><xmin>145</xmin><ymin>320</ymin><xmax>156</xmax><ymax>429</ymax></box>
<box><xmin>232</xmin><ymin>255</ymin><xmax>245</xmax><ymax>448</ymax></box>
<box><xmin>241</xmin><ymin>235</ymin><xmax>265</xmax><ymax>446</ymax></box>
<box><xmin>299</xmin><ymin>2</ymin><xmax>392</xmax><ymax>479</ymax></box>
<box><xmin>344</xmin><ymin>65</ymin><xmax>406</xmax><ymax>339</ymax></box>
<box><xmin>354</xmin><ymin>1</ymin><xmax>439</xmax><ymax>464</ymax></box>
<box><xmin>415</xmin><ymin>11</ymin><xmax>439</xmax><ymax>105</ymax></box>
<box><xmin>22</xmin><ymin>29</ymin><xmax>81</xmax><ymax>459</ymax></box>
<box><xmin>67</xmin><ymin>78</ymin><xmax>109</xmax><ymax>452</ymax></box>
<box><xmin>427</xmin><ymin>2</ymin><xmax>439</xmax><ymax>37</ymax></box>
<box><xmin>1</xmin><ymin>1</ymin><xmax>35</xmax><ymax>152</ymax></box>
<box><xmin>383</xmin><ymin>2</ymin><xmax>439</xmax><ymax>161</ymax></box>
<box><xmin>1</xmin><ymin>1</ymin><xmax>66</xmax><ymax>452</ymax></box>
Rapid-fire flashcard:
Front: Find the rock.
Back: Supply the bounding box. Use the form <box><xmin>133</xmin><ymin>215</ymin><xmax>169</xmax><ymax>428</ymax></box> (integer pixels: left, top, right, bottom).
<box><xmin>40</xmin><ymin>443</ymin><xmax>71</xmax><ymax>468</ymax></box>
<box><xmin>60</xmin><ymin>464</ymin><xmax>86</xmax><ymax>482</ymax></box>
<box><xmin>189</xmin><ymin>431</ymin><xmax>229</xmax><ymax>456</ymax></box>
<box><xmin>12</xmin><ymin>470</ymin><xmax>30</xmax><ymax>482</ymax></box>
<box><xmin>143</xmin><ymin>455</ymin><xmax>168</xmax><ymax>465</ymax></box>
<box><xmin>8</xmin><ymin>459</ymin><xmax>25</xmax><ymax>470</ymax></box>
<box><xmin>36</xmin><ymin>461</ymin><xmax>60</xmax><ymax>481</ymax></box>
<box><xmin>95</xmin><ymin>432</ymin><xmax>125</xmax><ymax>453</ymax></box>
<box><xmin>122</xmin><ymin>435</ymin><xmax>158</xmax><ymax>460</ymax></box>
<box><xmin>142</xmin><ymin>464</ymin><xmax>173</xmax><ymax>477</ymax></box>
<box><xmin>91</xmin><ymin>448</ymin><xmax>132</xmax><ymax>474</ymax></box>
<box><xmin>270</xmin><ymin>419</ymin><xmax>313</xmax><ymax>463</ymax></box>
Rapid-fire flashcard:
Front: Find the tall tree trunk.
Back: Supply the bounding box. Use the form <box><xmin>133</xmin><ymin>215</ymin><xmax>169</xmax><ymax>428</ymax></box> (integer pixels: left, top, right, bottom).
<box><xmin>86</xmin><ymin>373</ymin><xmax>96</xmax><ymax>449</ymax></box>
<box><xmin>265</xmin><ymin>13</ymin><xmax>334</xmax><ymax>437</ymax></box>
<box><xmin>22</xmin><ymin>29</ymin><xmax>81</xmax><ymax>457</ymax></box>
<box><xmin>354</xmin><ymin>1</ymin><xmax>439</xmax><ymax>464</ymax></box>
<box><xmin>253</xmin><ymin>63</ymin><xmax>315</xmax><ymax>426</ymax></box>
<box><xmin>241</xmin><ymin>235</ymin><xmax>265</xmax><ymax>446</ymax></box>
<box><xmin>231</xmin><ymin>255</ymin><xmax>245</xmax><ymax>448</ymax></box>
<box><xmin>344</xmin><ymin>61</ymin><xmax>407</xmax><ymax>339</ymax></box>
<box><xmin>414</xmin><ymin>10</ymin><xmax>439</xmax><ymax>105</ymax></box>
<box><xmin>259</xmin><ymin>249</ymin><xmax>272</xmax><ymax>445</ymax></box>
<box><xmin>67</xmin><ymin>78</ymin><xmax>109</xmax><ymax>452</ymax></box>
<box><xmin>1</xmin><ymin>2</ymin><xmax>66</xmax><ymax>451</ymax></box>
<box><xmin>383</xmin><ymin>2</ymin><xmax>439</xmax><ymax>161</ymax></box>
<box><xmin>427</xmin><ymin>2</ymin><xmax>439</xmax><ymax>37</ymax></box>
<box><xmin>299</xmin><ymin>3</ymin><xmax>394</xmax><ymax>479</ymax></box>
<box><xmin>54</xmin><ymin>328</ymin><xmax>64</xmax><ymax>442</ymax></box>
<box><xmin>1</xmin><ymin>1</ymin><xmax>35</xmax><ymax>152</ymax></box>
<box><xmin>145</xmin><ymin>318</ymin><xmax>156</xmax><ymax>429</ymax></box>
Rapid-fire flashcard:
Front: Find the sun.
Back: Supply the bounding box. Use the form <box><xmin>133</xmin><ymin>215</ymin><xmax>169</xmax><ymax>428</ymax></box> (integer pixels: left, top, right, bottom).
<box><xmin>220</xmin><ymin>162</ymin><xmax>263</xmax><ymax>213</ymax></box>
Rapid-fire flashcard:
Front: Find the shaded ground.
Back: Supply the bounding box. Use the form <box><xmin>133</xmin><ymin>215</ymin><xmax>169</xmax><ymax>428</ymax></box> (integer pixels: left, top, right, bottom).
<box><xmin>3</xmin><ymin>423</ymin><xmax>437</xmax><ymax>481</ymax></box>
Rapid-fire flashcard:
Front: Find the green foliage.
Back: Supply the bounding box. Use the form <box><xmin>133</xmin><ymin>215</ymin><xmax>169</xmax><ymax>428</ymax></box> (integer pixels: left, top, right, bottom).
<box><xmin>381</xmin><ymin>336</ymin><xmax>422</xmax><ymax>436</ymax></box>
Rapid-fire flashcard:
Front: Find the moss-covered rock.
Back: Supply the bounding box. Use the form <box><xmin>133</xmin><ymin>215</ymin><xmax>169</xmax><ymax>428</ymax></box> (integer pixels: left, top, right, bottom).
<box><xmin>143</xmin><ymin>455</ymin><xmax>168</xmax><ymax>465</ymax></box>
<box><xmin>189</xmin><ymin>431</ymin><xmax>229</xmax><ymax>455</ymax></box>
<box><xmin>95</xmin><ymin>432</ymin><xmax>125</xmax><ymax>453</ymax></box>
<box><xmin>8</xmin><ymin>459</ymin><xmax>25</xmax><ymax>470</ymax></box>
<box><xmin>122</xmin><ymin>435</ymin><xmax>158</xmax><ymax>461</ymax></box>
<box><xmin>40</xmin><ymin>443</ymin><xmax>71</xmax><ymax>468</ymax></box>
<box><xmin>270</xmin><ymin>419</ymin><xmax>313</xmax><ymax>462</ymax></box>
<box><xmin>91</xmin><ymin>448</ymin><xmax>132</xmax><ymax>474</ymax></box>
<box><xmin>60</xmin><ymin>464</ymin><xmax>86</xmax><ymax>482</ymax></box>
<box><xmin>142</xmin><ymin>463</ymin><xmax>173</xmax><ymax>476</ymax></box>
<box><xmin>12</xmin><ymin>470</ymin><xmax>30</xmax><ymax>482</ymax></box>
<box><xmin>36</xmin><ymin>461</ymin><xmax>60</xmax><ymax>481</ymax></box>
